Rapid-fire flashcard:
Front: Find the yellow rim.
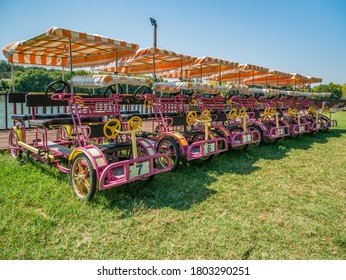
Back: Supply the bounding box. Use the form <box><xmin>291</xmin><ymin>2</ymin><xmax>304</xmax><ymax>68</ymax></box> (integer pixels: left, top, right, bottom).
<box><xmin>128</xmin><ymin>116</ymin><xmax>143</xmax><ymax>130</ymax></box>
<box><xmin>186</xmin><ymin>111</ymin><xmax>197</xmax><ymax>125</ymax></box>
<box><xmin>103</xmin><ymin>118</ymin><xmax>121</xmax><ymax>139</ymax></box>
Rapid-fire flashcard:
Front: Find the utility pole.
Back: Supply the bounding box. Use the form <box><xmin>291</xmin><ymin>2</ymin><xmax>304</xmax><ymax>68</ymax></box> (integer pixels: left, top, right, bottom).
<box><xmin>150</xmin><ymin>18</ymin><xmax>158</xmax><ymax>48</ymax></box>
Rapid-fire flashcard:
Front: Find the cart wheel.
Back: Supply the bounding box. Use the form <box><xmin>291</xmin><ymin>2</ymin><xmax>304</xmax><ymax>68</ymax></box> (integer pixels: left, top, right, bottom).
<box><xmin>157</xmin><ymin>137</ymin><xmax>180</xmax><ymax>172</ymax></box>
<box><xmin>9</xmin><ymin>130</ymin><xmax>22</xmax><ymax>159</ymax></box>
<box><xmin>319</xmin><ymin>116</ymin><xmax>330</xmax><ymax>132</ymax></box>
<box><xmin>230</xmin><ymin>128</ymin><xmax>248</xmax><ymax>150</ymax></box>
<box><xmin>246</xmin><ymin>126</ymin><xmax>262</xmax><ymax>149</ymax></box>
<box><xmin>56</xmin><ymin>126</ymin><xmax>70</xmax><ymax>141</ymax></box>
<box><xmin>70</xmin><ymin>154</ymin><xmax>96</xmax><ymax>200</ymax></box>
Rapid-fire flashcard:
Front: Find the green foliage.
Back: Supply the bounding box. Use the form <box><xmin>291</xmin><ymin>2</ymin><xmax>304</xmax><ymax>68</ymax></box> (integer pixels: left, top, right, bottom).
<box><xmin>312</xmin><ymin>83</ymin><xmax>343</xmax><ymax>100</ymax></box>
<box><xmin>342</xmin><ymin>84</ymin><xmax>346</xmax><ymax>99</ymax></box>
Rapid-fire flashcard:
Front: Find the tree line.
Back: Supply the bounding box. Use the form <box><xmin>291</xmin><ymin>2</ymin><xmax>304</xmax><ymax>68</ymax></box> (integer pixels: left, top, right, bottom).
<box><xmin>0</xmin><ymin>60</ymin><xmax>345</xmax><ymax>99</ymax></box>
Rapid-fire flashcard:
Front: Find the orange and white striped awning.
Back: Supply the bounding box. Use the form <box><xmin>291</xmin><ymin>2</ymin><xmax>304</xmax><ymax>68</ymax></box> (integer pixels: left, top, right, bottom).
<box><xmin>175</xmin><ymin>82</ymin><xmax>220</xmax><ymax>94</ymax></box>
<box><xmin>242</xmin><ymin>70</ymin><xmax>294</xmax><ymax>86</ymax></box>
<box><xmin>160</xmin><ymin>56</ymin><xmax>239</xmax><ymax>79</ymax></box>
<box><xmin>72</xmin><ymin>75</ymin><xmax>151</xmax><ymax>88</ymax></box>
<box><xmin>306</xmin><ymin>76</ymin><xmax>323</xmax><ymax>84</ymax></box>
<box><xmin>98</xmin><ymin>47</ymin><xmax>196</xmax><ymax>75</ymax></box>
<box><xmin>153</xmin><ymin>82</ymin><xmax>181</xmax><ymax>93</ymax></box>
<box><xmin>207</xmin><ymin>63</ymin><xmax>269</xmax><ymax>84</ymax></box>
<box><xmin>2</xmin><ymin>26</ymin><xmax>139</xmax><ymax>67</ymax></box>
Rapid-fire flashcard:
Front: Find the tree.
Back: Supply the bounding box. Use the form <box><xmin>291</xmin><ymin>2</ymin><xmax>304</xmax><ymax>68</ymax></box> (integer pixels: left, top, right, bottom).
<box><xmin>342</xmin><ymin>84</ymin><xmax>346</xmax><ymax>99</ymax></box>
<box><xmin>312</xmin><ymin>83</ymin><xmax>342</xmax><ymax>100</ymax></box>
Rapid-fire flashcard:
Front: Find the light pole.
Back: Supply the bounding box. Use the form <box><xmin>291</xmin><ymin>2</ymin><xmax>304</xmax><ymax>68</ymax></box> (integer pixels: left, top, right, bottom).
<box><xmin>150</xmin><ymin>17</ymin><xmax>158</xmax><ymax>48</ymax></box>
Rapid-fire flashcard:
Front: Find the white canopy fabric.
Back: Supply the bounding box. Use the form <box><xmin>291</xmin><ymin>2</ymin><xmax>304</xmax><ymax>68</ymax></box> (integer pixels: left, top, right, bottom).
<box><xmin>72</xmin><ymin>75</ymin><xmax>151</xmax><ymax>88</ymax></box>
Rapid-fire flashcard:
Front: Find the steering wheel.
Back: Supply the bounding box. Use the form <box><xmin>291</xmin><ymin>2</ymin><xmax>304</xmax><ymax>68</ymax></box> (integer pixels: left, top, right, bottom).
<box><xmin>188</xmin><ymin>97</ymin><xmax>197</xmax><ymax>106</ymax></box>
<box><xmin>262</xmin><ymin>108</ymin><xmax>271</xmax><ymax>117</ymax></box>
<box><xmin>200</xmin><ymin>110</ymin><xmax>211</xmax><ymax>121</ymax></box>
<box><xmin>103</xmin><ymin>118</ymin><xmax>121</xmax><ymax>139</ymax></box>
<box><xmin>45</xmin><ymin>80</ymin><xmax>71</xmax><ymax>99</ymax></box>
<box><xmin>128</xmin><ymin>116</ymin><xmax>143</xmax><ymax>130</ymax></box>
<box><xmin>238</xmin><ymin>108</ymin><xmax>246</xmax><ymax>117</ymax></box>
<box><xmin>228</xmin><ymin>108</ymin><xmax>237</xmax><ymax>119</ymax></box>
<box><xmin>322</xmin><ymin>106</ymin><xmax>329</xmax><ymax>114</ymax></box>
<box><xmin>183</xmin><ymin>89</ymin><xmax>194</xmax><ymax>97</ymax></box>
<box><xmin>103</xmin><ymin>84</ymin><xmax>124</xmax><ymax>98</ymax></box>
<box><xmin>186</xmin><ymin>111</ymin><xmax>197</xmax><ymax>125</ymax></box>
<box><xmin>271</xmin><ymin>107</ymin><xmax>277</xmax><ymax>116</ymax></box>
<box><xmin>144</xmin><ymin>98</ymin><xmax>152</xmax><ymax>109</ymax></box>
<box><xmin>308</xmin><ymin>106</ymin><xmax>317</xmax><ymax>115</ymax></box>
<box><xmin>134</xmin><ymin>86</ymin><xmax>152</xmax><ymax>95</ymax></box>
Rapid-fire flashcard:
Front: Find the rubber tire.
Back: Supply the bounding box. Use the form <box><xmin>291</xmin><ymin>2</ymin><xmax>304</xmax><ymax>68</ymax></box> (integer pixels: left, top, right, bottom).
<box><xmin>70</xmin><ymin>154</ymin><xmax>97</xmax><ymax>201</ymax></box>
<box><xmin>156</xmin><ymin>137</ymin><xmax>181</xmax><ymax>172</ymax></box>
<box><xmin>9</xmin><ymin>130</ymin><xmax>22</xmax><ymax>159</ymax></box>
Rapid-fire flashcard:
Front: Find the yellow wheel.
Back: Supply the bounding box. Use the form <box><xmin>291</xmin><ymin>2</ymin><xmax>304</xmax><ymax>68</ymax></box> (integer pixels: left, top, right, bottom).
<box><xmin>200</xmin><ymin>109</ymin><xmax>211</xmax><ymax>121</ymax></box>
<box><xmin>262</xmin><ymin>108</ymin><xmax>271</xmax><ymax>117</ymax></box>
<box><xmin>287</xmin><ymin>108</ymin><xmax>293</xmax><ymax>116</ymax></box>
<box><xmin>271</xmin><ymin>107</ymin><xmax>277</xmax><ymax>116</ymax></box>
<box><xmin>226</xmin><ymin>99</ymin><xmax>234</xmax><ymax>105</ymax></box>
<box><xmin>238</xmin><ymin>108</ymin><xmax>246</xmax><ymax>117</ymax></box>
<box><xmin>186</xmin><ymin>111</ymin><xmax>197</xmax><ymax>125</ymax></box>
<box><xmin>308</xmin><ymin>106</ymin><xmax>317</xmax><ymax>115</ymax></box>
<box><xmin>322</xmin><ymin>106</ymin><xmax>329</xmax><ymax>114</ymax></box>
<box><xmin>128</xmin><ymin>116</ymin><xmax>143</xmax><ymax>130</ymax></box>
<box><xmin>144</xmin><ymin>98</ymin><xmax>152</xmax><ymax>109</ymax></box>
<box><xmin>228</xmin><ymin>108</ymin><xmax>237</xmax><ymax>119</ymax></box>
<box><xmin>70</xmin><ymin>154</ymin><xmax>96</xmax><ymax>200</ymax></box>
<box><xmin>292</xmin><ymin>108</ymin><xmax>298</xmax><ymax>115</ymax></box>
<box><xmin>189</xmin><ymin>98</ymin><xmax>197</xmax><ymax>106</ymax></box>
<box><xmin>103</xmin><ymin>118</ymin><xmax>121</xmax><ymax>139</ymax></box>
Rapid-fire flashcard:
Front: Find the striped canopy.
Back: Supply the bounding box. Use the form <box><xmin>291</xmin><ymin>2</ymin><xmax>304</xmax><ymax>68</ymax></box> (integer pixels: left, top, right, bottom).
<box><xmin>98</xmin><ymin>47</ymin><xmax>196</xmax><ymax>75</ymax></box>
<box><xmin>160</xmin><ymin>56</ymin><xmax>239</xmax><ymax>80</ymax></box>
<box><xmin>175</xmin><ymin>82</ymin><xmax>220</xmax><ymax>94</ymax></box>
<box><xmin>248</xmin><ymin>88</ymin><xmax>280</xmax><ymax>97</ymax></box>
<box><xmin>153</xmin><ymin>82</ymin><xmax>181</xmax><ymax>93</ymax></box>
<box><xmin>207</xmin><ymin>63</ymin><xmax>269</xmax><ymax>84</ymax></box>
<box><xmin>72</xmin><ymin>75</ymin><xmax>151</xmax><ymax>88</ymax></box>
<box><xmin>2</xmin><ymin>26</ymin><xmax>139</xmax><ymax>67</ymax></box>
<box><xmin>242</xmin><ymin>70</ymin><xmax>294</xmax><ymax>86</ymax></box>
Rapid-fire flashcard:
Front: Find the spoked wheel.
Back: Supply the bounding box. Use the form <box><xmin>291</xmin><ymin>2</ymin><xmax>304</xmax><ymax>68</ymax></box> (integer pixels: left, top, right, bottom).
<box><xmin>70</xmin><ymin>154</ymin><xmax>96</xmax><ymax>200</ymax></box>
<box><xmin>56</xmin><ymin>125</ymin><xmax>70</xmax><ymax>141</ymax></box>
<box><xmin>212</xmin><ymin>129</ymin><xmax>227</xmax><ymax>151</ymax></box>
<box><xmin>230</xmin><ymin>128</ymin><xmax>248</xmax><ymax>150</ymax></box>
<box><xmin>156</xmin><ymin>137</ymin><xmax>180</xmax><ymax>172</ymax></box>
<box><xmin>319</xmin><ymin>116</ymin><xmax>330</xmax><ymax>132</ymax></box>
<box><xmin>9</xmin><ymin>130</ymin><xmax>22</xmax><ymax>159</ymax></box>
<box><xmin>263</xmin><ymin>123</ymin><xmax>279</xmax><ymax>144</ymax></box>
<box><xmin>246</xmin><ymin>126</ymin><xmax>262</xmax><ymax>149</ymax></box>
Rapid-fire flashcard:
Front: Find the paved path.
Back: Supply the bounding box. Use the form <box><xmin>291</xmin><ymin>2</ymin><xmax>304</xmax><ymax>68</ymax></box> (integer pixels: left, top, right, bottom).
<box><xmin>0</xmin><ymin>129</ymin><xmax>57</xmax><ymax>151</ymax></box>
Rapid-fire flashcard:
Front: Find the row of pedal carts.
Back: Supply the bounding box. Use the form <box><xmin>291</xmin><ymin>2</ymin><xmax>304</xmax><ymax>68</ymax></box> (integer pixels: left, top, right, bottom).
<box><xmin>3</xmin><ymin>27</ymin><xmax>337</xmax><ymax>200</ymax></box>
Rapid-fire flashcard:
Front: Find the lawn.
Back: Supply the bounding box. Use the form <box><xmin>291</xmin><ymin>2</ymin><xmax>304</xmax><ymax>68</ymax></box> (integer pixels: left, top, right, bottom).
<box><xmin>0</xmin><ymin>112</ymin><xmax>345</xmax><ymax>260</ymax></box>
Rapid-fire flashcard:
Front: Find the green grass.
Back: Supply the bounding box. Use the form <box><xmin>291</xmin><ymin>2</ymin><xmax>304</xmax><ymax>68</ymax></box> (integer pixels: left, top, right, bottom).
<box><xmin>1</xmin><ymin>112</ymin><xmax>345</xmax><ymax>260</ymax></box>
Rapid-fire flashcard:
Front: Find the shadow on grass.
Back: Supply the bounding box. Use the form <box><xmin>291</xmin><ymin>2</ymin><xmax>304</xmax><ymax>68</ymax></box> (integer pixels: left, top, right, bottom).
<box><xmin>98</xmin><ymin>128</ymin><xmax>345</xmax><ymax>214</ymax></box>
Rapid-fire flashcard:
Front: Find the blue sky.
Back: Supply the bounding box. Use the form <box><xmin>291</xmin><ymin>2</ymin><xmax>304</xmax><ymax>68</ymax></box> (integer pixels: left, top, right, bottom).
<box><xmin>0</xmin><ymin>0</ymin><xmax>345</xmax><ymax>84</ymax></box>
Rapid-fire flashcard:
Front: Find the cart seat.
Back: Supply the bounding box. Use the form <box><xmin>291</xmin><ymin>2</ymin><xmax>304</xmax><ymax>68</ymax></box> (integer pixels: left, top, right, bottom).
<box><xmin>28</xmin><ymin>116</ymin><xmax>102</xmax><ymax>128</ymax></box>
<box><xmin>11</xmin><ymin>113</ymin><xmax>71</xmax><ymax>121</ymax></box>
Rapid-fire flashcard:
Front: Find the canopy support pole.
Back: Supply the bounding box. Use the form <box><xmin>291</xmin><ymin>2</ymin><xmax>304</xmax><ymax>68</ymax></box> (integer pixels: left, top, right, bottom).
<box><xmin>11</xmin><ymin>61</ymin><xmax>15</xmax><ymax>92</ymax></box>
<box><xmin>68</xmin><ymin>39</ymin><xmax>73</xmax><ymax>94</ymax></box>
